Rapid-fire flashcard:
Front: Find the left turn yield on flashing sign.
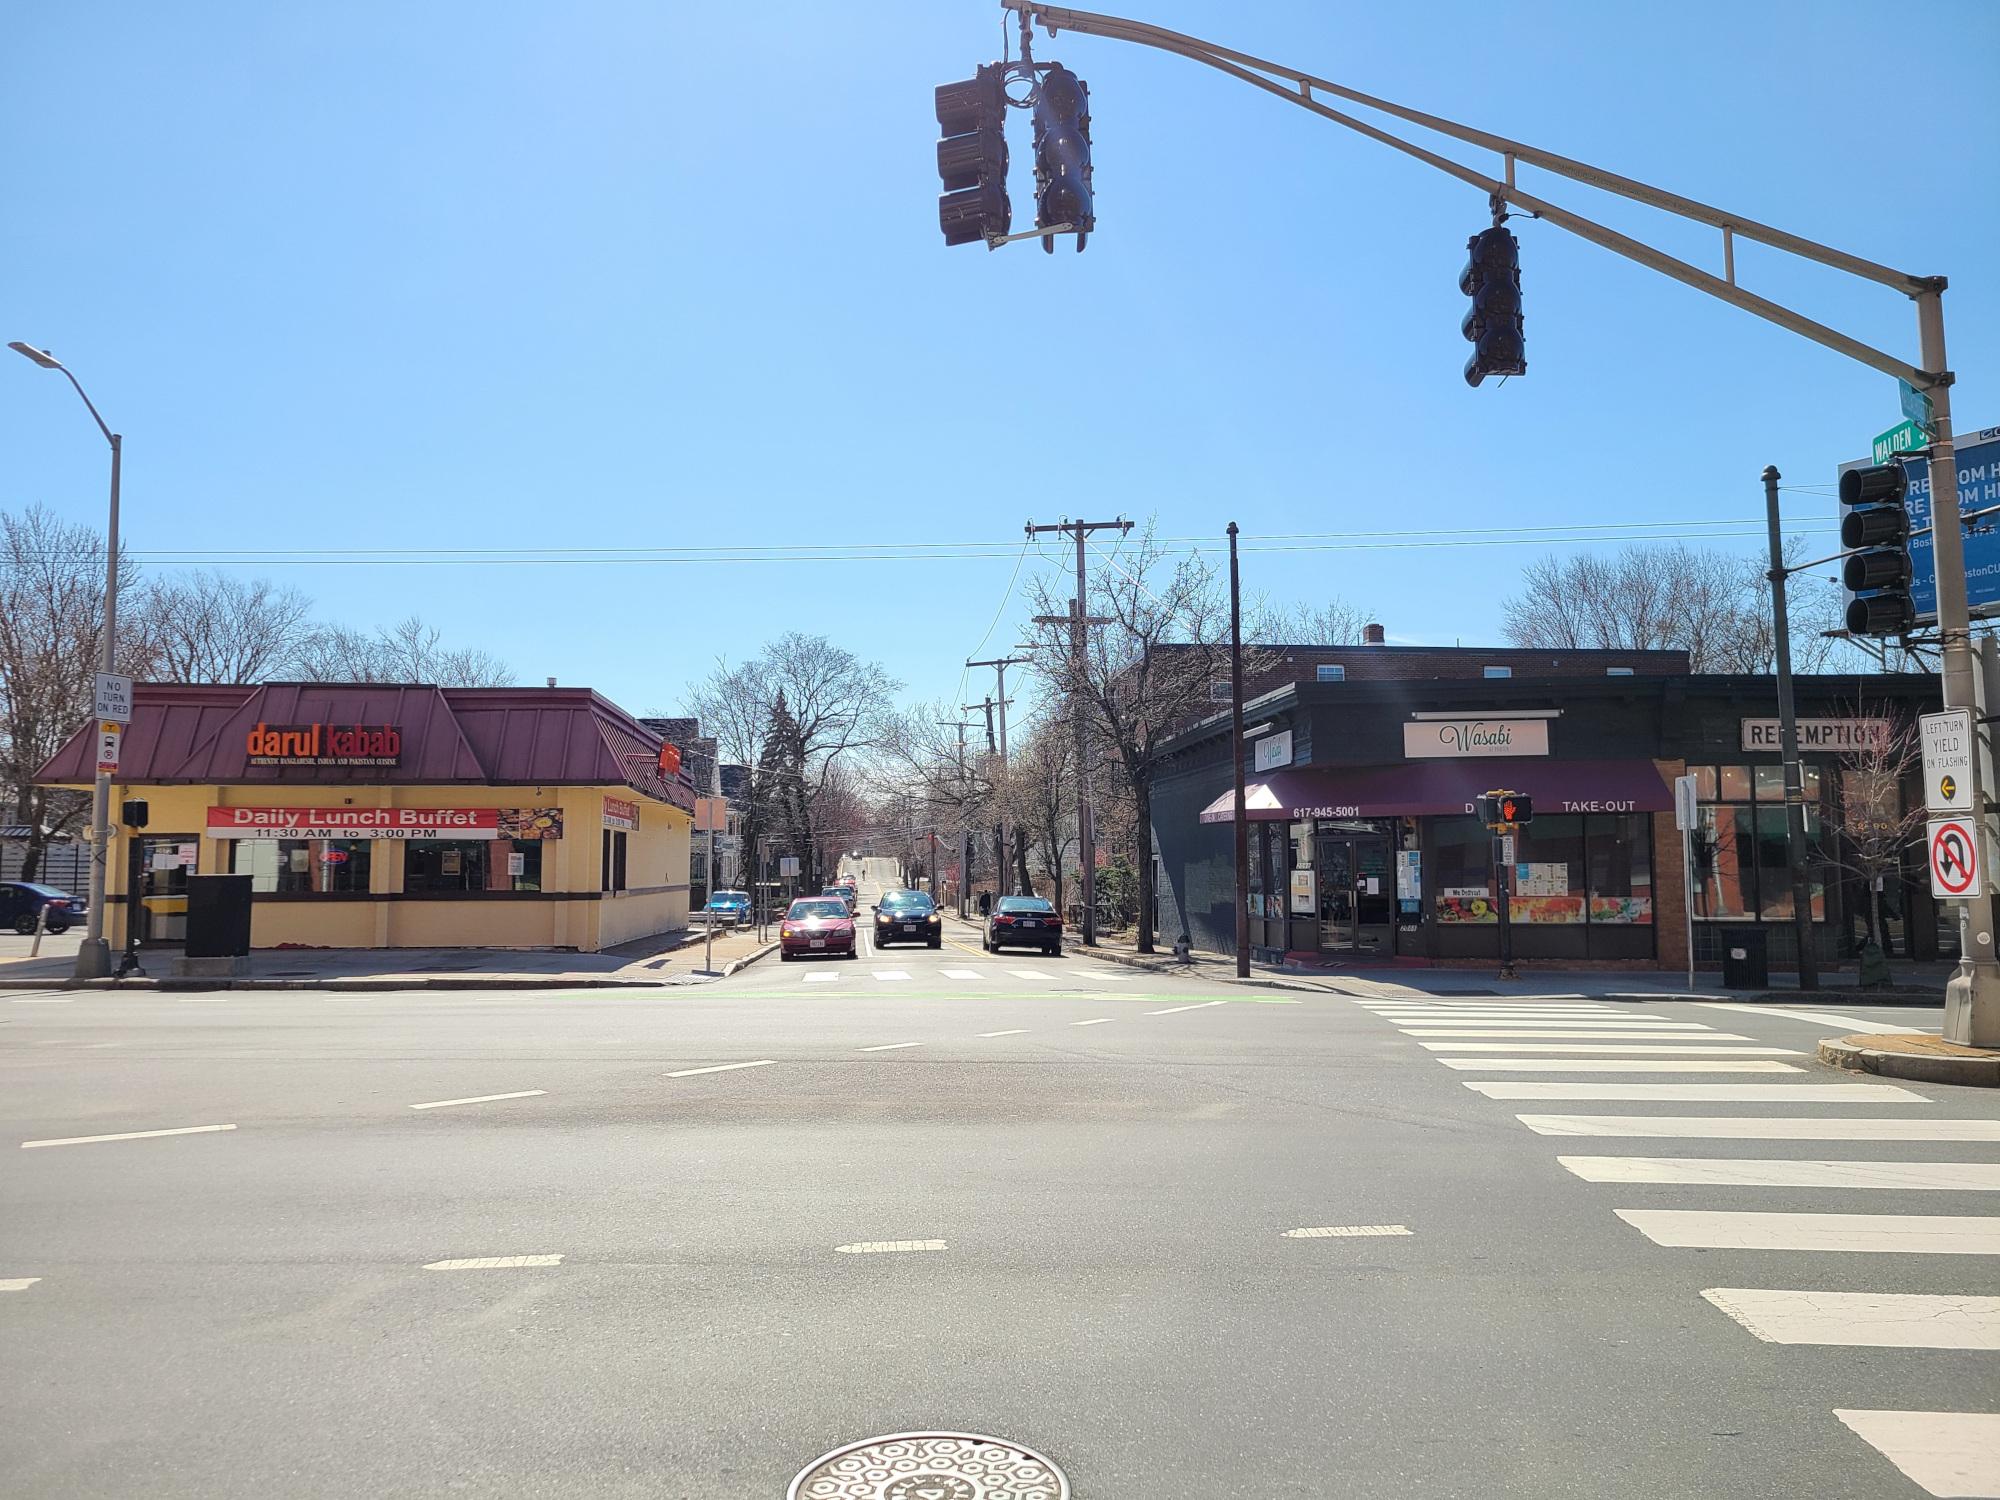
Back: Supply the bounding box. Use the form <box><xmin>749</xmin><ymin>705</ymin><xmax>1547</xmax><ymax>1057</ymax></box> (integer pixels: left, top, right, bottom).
<box><xmin>1928</xmin><ymin>817</ymin><xmax>1984</xmax><ymax>899</ymax></box>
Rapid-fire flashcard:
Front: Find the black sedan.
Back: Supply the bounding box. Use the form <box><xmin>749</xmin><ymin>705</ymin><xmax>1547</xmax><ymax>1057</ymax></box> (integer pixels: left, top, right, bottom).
<box><xmin>872</xmin><ymin>889</ymin><xmax>942</xmax><ymax>948</ymax></box>
<box><xmin>982</xmin><ymin>895</ymin><xmax>1063</xmax><ymax>956</ymax></box>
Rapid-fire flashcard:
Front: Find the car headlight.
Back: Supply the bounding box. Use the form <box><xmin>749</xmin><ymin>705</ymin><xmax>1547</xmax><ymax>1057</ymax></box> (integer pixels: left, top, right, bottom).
<box><xmin>927</xmin><ymin>913</ymin><xmax>940</xmax><ymax>923</ymax></box>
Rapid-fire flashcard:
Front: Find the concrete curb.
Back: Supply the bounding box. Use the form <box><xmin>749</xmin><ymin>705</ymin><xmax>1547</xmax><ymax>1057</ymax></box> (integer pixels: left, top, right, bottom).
<box><xmin>1072</xmin><ymin>945</ymin><xmax>1336</xmax><ymax>995</ymax></box>
<box><xmin>720</xmin><ymin>941</ymin><xmax>779</xmax><ymax>978</ymax></box>
<box><xmin>1818</xmin><ymin>1035</ymin><xmax>2000</xmax><ymax>1088</ymax></box>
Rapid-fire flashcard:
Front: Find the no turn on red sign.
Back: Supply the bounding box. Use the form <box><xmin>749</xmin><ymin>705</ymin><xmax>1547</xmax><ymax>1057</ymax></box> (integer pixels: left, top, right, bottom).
<box><xmin>1928</xmin><ymin>817</ymin><xmax>1985</xmax><ymax>900</ymax></box>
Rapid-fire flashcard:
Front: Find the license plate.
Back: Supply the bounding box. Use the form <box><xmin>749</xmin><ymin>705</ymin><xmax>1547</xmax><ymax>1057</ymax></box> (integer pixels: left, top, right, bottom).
<box><xmin>810</xmin><ymin>938</ymin><xmax>826</xmax><ymax>948</ymax></box>
<box><xmin>1019</xmin><ymin>919</ymin><xmax>1039</xmax><ymax>928</ymax></box>
<box><xmin>901</xmin><ymin>923</ymin><xmax>919</xmax><ymax>933</ymax></box>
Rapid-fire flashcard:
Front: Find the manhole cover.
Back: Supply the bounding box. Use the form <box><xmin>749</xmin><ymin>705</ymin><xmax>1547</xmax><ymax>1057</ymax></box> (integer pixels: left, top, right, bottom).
<box><xmin>788</xmin><ymin>1431</ymin><xmax>1069</xmax><ymax>1500</ymax></box>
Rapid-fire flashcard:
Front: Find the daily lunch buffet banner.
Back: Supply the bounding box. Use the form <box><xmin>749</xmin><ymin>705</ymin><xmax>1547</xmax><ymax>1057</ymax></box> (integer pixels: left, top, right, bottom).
<box><xmin>205</xmin><ymin>807</ymin><xmax>565</xmax><ymax>840</ymax></box>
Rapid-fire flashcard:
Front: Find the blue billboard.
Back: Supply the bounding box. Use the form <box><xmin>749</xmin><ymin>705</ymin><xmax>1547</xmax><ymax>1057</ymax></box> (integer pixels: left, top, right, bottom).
<box><xmin>1889</xmin><ymin>424</ymin><xmax>2000</xmax><ymax>624</ymax></box>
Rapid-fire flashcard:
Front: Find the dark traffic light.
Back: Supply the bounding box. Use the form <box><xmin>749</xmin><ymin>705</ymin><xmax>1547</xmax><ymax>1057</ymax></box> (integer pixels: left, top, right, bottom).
<box><xmin>1460</xmin><ymin>226</ymin><xmax>1526</xmax><ymax>386</ymax></box>
<box><xmin>1032</xmin><ymin>65</ymin><xmax>1093</xmax><ymax>252</ymax></box>
<box><xmin>1840</xmin><ymin>462</ymin><xmax>1916</xmax><ymax>636</ymax></box>
<box><xmin>935</xmin><ymin>65</ymin><xmax>1010</xmax><ymax>247</ymax></box>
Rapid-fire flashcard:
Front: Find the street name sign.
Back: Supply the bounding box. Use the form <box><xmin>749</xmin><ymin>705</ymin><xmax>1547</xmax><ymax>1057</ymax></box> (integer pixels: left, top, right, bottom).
<box><xmin>1899</xmin><ymin>379</ymin><xmax>1938</xmax><ymax>438</ymax></box>
<box><xmin>1928</xmin><ymin>817</ymin><xmax>1983</xmax><ymax>899</ymax></box>
<box><xmin>93</xmin><ymin>672</ymin><xmax>134</xmax><ymax>724</ymax></box>
<box><xmin>1873</xmin><ymin>420</ymin><xmax>1927</xmax><ymax>465</ymax></box>
<box><xmin>1922</xmin><ymin>709</ymin><xmax>1974</xmax><ymax>814</ymax></box>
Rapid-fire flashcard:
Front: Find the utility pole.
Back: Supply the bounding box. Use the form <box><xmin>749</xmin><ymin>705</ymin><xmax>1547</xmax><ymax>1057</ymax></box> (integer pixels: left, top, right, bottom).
<box><xmin>1762</xmin><ymin>465</ymin><xmax>1819</xmax><ymax>991</ymax></box>
<box><xmin>937</xmin><ymin>718</ymin><xmax>973</xmax><ymax>918</ymax></box>
<box><xmin>969</xmin><ymin>655</ymin><xmax>1028</xmax><ymax>894</ymax></box>
<box><xmin>965</xmin><ymin>695</ymin><xmax>1005</xmax><ymax>902</ymax></box>
<box><xmin>1228</xmin><ymin>522</ymin><xmax>1250</xmax><ymax>978</ymax></box>
<box><xmin>1026</xmin><ymin>517</ymin><xmax>1131</xmax><ymax>945</ymax></box>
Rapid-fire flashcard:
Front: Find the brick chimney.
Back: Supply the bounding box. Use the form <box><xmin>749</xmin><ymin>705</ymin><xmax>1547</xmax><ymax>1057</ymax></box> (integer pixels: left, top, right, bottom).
<box><xmin>1362</xmin><ymin>622</ymin><xmax>1386</xmax><ymax>645</ymax></box>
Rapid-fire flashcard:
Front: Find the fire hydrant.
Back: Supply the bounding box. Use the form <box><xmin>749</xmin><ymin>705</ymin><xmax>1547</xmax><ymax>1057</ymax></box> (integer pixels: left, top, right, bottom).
<box><xmin>1173</xmin><ymin>932</ymin><xmax>1193</xmax><ymax>965</ymax></box>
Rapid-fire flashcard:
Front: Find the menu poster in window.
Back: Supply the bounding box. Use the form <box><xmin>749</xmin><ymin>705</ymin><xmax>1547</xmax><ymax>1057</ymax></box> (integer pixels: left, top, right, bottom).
<box><xmin>1395</xmin><ymin>851</ymin><xmax>1421</xmax><ymax>901</ymax></box>
<box><xmin>508</xmin><ymin>852</ymin><xmax>526</xmax><ymax>877</ymax></box>
<box><xmin>1290</xmin><ymin>869</ymin><xmax>1316</xmax><ymax>914</ymax></box>
<box><xmin>441</xmin><ymin>849</ymin><xmax>462</xmax><ymax>875</ymax></box>
<box><xmin>176</xmin><ymin>842</ymin><xmax>198</xmax><ymax>868</ymax></box>
<box><xmin>288</xmin><ymin>847</ymin><xmax>311</xmax><ymax>873</ymax></box>
<box><xmin>1513</xmin><ymin>862</ymin><xmax>1570</xmax><ymax>897</ymax></box>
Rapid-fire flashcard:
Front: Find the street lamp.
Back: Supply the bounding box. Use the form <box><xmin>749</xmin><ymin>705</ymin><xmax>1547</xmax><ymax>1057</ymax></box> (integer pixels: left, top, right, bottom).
<box><xmin>10</xmin><ymin>342</ymin><xmax>123</xmax><ymax>980</ymax></box>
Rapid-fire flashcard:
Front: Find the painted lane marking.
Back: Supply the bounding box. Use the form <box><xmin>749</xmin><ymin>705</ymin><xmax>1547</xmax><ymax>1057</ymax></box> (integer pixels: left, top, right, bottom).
<box><xmin>1070</xmin><ymin>1017</ymin><xmax>1115</xmax><ymax>1027</ymax></box>
<box><xmin>1422</xmin><ymin>1043</ymin><xmax>1799</xmax><ymax>1056</ymax></box>
<box><xmin>21</xmin><ymin>1123</ymin><xmax>236</xmax><ymax>1150</ymax></box>
<box><xmin>834</xmin><ymin>1240</ymin><xmax>945</xmax><ymax>1254</ymax></box>
<box><xmin>803</xmin><ymin>972</ymin><xmax>839</xmax><ymax>983</ymax></box>
<box><xmin>1148</xmin><ymin>1001</ymin><xmax>1228</xmax><ymax>1015</ymax></box>
<box><xmin>1283</xmin><ymin>1224</ymin><xmax>1412</xmax><ymax>1239</ymax></box>
<box><xmin>1007</xmin><ymin>969</ymin><xmax>1052</xmax><ymax>981</ymax></box>
<box><xmin>1400</xmin><ymin>1028</ymin><xmax>1743</xmax><ymax>1039</ymax></box>
<box><xmin>1466</xmin><ymin>1081</ymin><xmax>1926</xmax><ymax>1102</ymax></box>
<box><xmin>1440</xmin><ymin>1058</ymin><xmax>1801</xmax><ymax>1073</ymax></box>
<box><xmin>939</xmin><ymin>969</ymin><xmax>984</xmax><ymax>980</ymax></box>
<box><xmin>1616</xmin><ymin>1209</ymin><xmax>2000</xmax><ymax>1255</ymax></box>
<box><xmin>1522</xmin><ymin>1114</ymin><xmax>2000</xmax><ymax>1140</ymax></box>
<box><xmin>1833</xmin><ymin>1410</ymin><xmax>2000</xmax><ymax>1498</ymax></box>
<box><xmin>1703</xmin><ymin>1289</ymin><xmax>2000</xmax><ymax>1350</ymax></box>
<box><xmin>873</xmin><ymin>971</ymin><xmax>911</xmax><ymax>982</ymax></box>
<box><xmin>175</xmin><ymin>996</ymin><xmax>229</xmax><ymax>1003</ymax></box>
<box><xmin>423</xmin><ymin>1255</ymin><xmax>563</xmax><ymax>1270</ymax></box>
<box><xmin>0</xmin><ymin>1278</ymin><xmax>42</xmax><ymax>1291</ymax></box>
<box><xmin>666</xmin><ymin>1059</ymin><xmax>777</xmax><ymax>1078</ymax></box>
<box><xmin>1370</xmin><ymin>1010</ymin><xmax>1668</xmax><ymax>1021</ymax></box>
<box><xmin>1696</xmin><ymin>1002</ymin><xmax>1920</xmax><ymax>1033</ymax></box>
<box><xmin>1394</xmin><ymin>1019</ymin><xmax>1717</xmax><ymax>1030</ymax></box>
<box><xmin>978</xmin><ymin>1029</ymin><xmax>1030</xmax><ymax>1038</ymax></box>
<box><xmin>408</xmin><ymin>1090</ymin><xmax>547</xmax><ymax>1111</ymax></box>
<box><xmin>857</xmin><ymin>1042</ymin><xmax>923</xmax><ymax>1052</ymax></box>
<box><xmin>1564</xmin><ymin>1157</ymin><xmax>2000</xmax><ymax>1190</ymax></box>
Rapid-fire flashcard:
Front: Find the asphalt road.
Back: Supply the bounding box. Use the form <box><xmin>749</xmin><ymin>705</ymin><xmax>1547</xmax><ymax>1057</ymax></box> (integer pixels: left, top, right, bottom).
<box><xmin>3</xmin><ymin>885</ymin><xmax>1995</xmax><ymax>1498</ymax></box>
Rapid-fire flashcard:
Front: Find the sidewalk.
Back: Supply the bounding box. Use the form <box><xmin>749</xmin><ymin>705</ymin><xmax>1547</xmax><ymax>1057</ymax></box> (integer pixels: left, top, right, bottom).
<box><xmin>939</xmin><ymin>911</ymin><xmax>1957</xmax><ymax>1004</ymax></box>
<box><xmin>0</xmin><ymin>920</ymin><xmax>779</xmax><ymax>992</ymax></box>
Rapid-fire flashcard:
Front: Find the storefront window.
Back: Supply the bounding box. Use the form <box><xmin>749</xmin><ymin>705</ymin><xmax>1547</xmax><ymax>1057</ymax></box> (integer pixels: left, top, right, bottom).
<box><xmin>1753</xmin><ymin>806</ymin><xmax>1825</xmax><ymax>920</ymax></box>
<box><xmin>232</xmin><ymin>839</ymin><xmax>372</xmax><ymax>894</ymax></box>
<box><xmin>500</xmin><ymin>840</ymin><xmax>543</xmax><ymax>892</ymax></box>
<box><xmin>1717</xmin><ymin>765</ymin><xmax>1754</xmax><ymax>802</ymax></box>
<box><xmin>1694</xmin><ymin>805</ymin><xmax>1756</xmax><ymax>919</ymax></box>
<box><xmin>1586</xmin><ymin>814</ymin><xmax>1653</xmax><ymax>924</ymax></box>
<box><xmin>1688</xmin><ymin>762</ymin><xmax>1832</xmax><ymax>922</ymax></box>
<box><xmin>406</xmin><ymin>839</ymin><xmax>545</xmax><ymax>894</ymax></box>
<box><xmin>1429</xmin><ymin>817</ymin><xmax>1496</xmax><ymax>923</ymax></box>
<box><xmin>1509</xmin><ymin>814</ymin><xmax>1585</xmax><ymax>924</ymax></box>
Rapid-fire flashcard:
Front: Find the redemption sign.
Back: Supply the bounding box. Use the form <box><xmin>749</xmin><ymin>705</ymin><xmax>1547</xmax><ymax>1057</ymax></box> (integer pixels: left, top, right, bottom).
<box><xmin>206</xmin><ymin>807</ymin><xmax>559</xmax><ymax>840</ymax></box>
<box><xmin>1739</xmin><ymin>718</ymin><xmax>1891</xmax><ymax>753</ymax></box>
<box><xmin>246</xmin><ymin>722</ymin><xmax>402</xmax><ymax>767</ymax></box>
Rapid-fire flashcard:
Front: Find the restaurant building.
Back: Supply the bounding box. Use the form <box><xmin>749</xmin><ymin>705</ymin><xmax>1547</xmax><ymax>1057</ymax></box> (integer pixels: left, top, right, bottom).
<box><xmin>1152</xmin><ymin>667</ymin><xmax>1944</xmax><ymax>972</ymax></box>
<box><xmin>35</xmin><ymin>682</ymin><xmax>695</xmax><ymax>953</ymax></box>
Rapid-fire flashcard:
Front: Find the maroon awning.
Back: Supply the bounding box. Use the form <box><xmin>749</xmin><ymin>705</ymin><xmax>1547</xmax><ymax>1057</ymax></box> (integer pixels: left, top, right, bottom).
<box><xmin>1197</xmin><ymin>758</ymin><xmax>1670</xmax><ymax>823</ymax></box>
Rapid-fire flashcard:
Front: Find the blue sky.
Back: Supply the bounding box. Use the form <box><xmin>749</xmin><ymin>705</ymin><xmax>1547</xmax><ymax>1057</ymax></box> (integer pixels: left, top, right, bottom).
<box><xmin>5</xmin><ymin>1</ymin><xmax>1996</xmax><ymax>727</ymax></box>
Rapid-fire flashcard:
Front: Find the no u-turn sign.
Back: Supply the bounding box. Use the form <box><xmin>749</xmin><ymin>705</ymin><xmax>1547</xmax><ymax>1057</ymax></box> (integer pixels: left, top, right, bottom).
<box><xmin>1928</xmin><ymin>817</ymin><xmax>1985</xmax><ymax>900</ymax></box>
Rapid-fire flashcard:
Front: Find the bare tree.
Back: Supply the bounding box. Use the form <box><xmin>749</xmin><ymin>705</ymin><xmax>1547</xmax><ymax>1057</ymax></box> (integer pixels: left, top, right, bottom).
<box><xmin>0</xmin><ymin>506</ymin><xmax>145</xmax><ymax>881</ymax></box>
<box><xmin>1500</xmin><ymin>542</ymin><xmax>1860</xmax><ymax>673</ymax></box>
<box><xmin>994</xmin><ymin>713</ymin><xmax>1077</xmax><ymax>910</ymax></box>
<box><xmin>290</xmin><ymin>615</ymin><xmax>511</xmax><ymax>686</ymax></box>
<box><xmin>1021</xmin><ymin>526</ymin><xmax>1231</xmax><ymax>953</ymax></box>
<box><xmin>1251</xmin><ymin>596</ymin><xmax>1374</xmax><ymax>646</ymax></box>
<box><xmin>132</xmin><ymin>571</ymin><xmax>314</xmax><ymax>683</ymax></box>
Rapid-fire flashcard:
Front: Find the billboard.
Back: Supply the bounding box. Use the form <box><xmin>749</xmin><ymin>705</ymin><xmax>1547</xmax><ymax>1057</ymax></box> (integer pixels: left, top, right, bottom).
<box><xmin>1846</xmin><ymin>424</ymin><xmax>2000</xmax><ymax>626</ymax></box>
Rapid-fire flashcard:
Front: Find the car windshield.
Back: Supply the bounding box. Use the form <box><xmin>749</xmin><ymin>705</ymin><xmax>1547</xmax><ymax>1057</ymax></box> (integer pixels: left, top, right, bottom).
<box><xmin>789</xmin><ymin>899</ymin><xmax>848</xmax><ymax>920</ymax></box>
<box><xmin>996</xmin><ymin>897</ymin><xmax>1053</xmax><ymax>913</ymax></box>
<box><xmin>881</xmin><ymin>892</ymin><xmax>933</xmax><ymax>910</ymax></box>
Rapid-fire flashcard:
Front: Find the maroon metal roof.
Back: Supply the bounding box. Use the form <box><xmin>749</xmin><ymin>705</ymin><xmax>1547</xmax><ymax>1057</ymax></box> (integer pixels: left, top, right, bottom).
<box><xmin>1198</xmin><ymin>758</ymin><xmax>1671</xmax><ymax>822</ymax></box>
<box><xmin>34</xmin><ymin>683</ymin><xmax>695</xmax><ymax>810</ymax></box>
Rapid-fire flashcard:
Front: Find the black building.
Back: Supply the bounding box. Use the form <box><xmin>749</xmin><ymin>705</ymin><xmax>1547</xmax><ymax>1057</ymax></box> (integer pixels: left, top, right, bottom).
<box><xmin>1150</xmin><ymin>672</ymin><xmax>1943</xmax><ymax>972</ymax></box>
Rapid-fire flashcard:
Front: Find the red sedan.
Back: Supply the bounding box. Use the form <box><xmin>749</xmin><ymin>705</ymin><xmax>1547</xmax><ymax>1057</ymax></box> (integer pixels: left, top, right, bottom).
<box><xmin>779</xmin><ymin>896</ymin><xmax>858</xmax><ymax>960</ymax></box>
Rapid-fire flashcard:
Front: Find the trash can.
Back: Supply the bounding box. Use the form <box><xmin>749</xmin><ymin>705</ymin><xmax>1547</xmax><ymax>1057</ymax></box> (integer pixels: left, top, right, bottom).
<box><xmin>1720</xmin><ymin>927</ymin><xmax>1768</xmax><ymax>989</ymax></box>
<box><xmin>184</xmin><ymin>874</ymin><xmax>254</xmax><ymax>959</ymax></box>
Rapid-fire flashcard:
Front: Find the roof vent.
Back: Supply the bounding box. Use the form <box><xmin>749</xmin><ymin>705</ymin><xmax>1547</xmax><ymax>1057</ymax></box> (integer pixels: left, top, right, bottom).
<box><xmin>1362</xmin><ymin>622</ymin><xmax>1386</xmax><ymax>645</ymax></box>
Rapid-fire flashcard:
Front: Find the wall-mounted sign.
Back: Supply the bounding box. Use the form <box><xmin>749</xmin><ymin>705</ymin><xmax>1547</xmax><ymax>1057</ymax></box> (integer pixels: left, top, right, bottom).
<box><xmin>496</xmin><ymin>808</ymin><xmax>564</xmax><ymax>840</ymax></box>
<box><xmin>1739</xmin><ymin>718</ymin><xmax>1890</xmax><ymax>753</ymax></box>
<box><xmin>246</xmin><ymin>722</ymin><xmax>402</xmax><ymax>767</ymax></box>
<box><xmin>1403</xmin><ymin>718</ymin><xmax>1550</xmax><ymax>759</ymax></box>
<box><xmin>205</xmin><ymin>806</ymin><xmax>560</xmax><ymax>840</ymax></box>
<box><xmin>1253</xmin><ymin>730</ymin><xmax>1294</xmax><ymax>773</ymax></box>
<box><xmin>603</xmin><ymin>796</ymin><xmax>640</xmax><ymax>831</ymax></box>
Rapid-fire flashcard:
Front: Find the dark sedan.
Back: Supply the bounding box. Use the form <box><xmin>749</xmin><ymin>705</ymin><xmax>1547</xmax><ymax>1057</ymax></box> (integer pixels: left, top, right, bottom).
<box><xmin>0</xmin><ymin>881</ymin><xmax>86</xmax><ymax>935</ymax></box>
<box><xmin>872</xmin><ymin>889</ymin><xmax>941</xmax><ymax>948</ymax></box>
<box><xmin>982</xmin><ymin>895</ymin><xmax>1063</xmax><ymax>956</ymax></box>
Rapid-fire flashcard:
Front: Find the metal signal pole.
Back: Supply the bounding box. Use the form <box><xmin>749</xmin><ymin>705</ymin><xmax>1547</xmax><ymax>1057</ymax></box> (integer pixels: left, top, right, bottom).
<box><xmin>969</xmin><ymin>655</ymin><xmax>1027</xmax><ymax>893</ymax></box>
<box><xmin>1027</xmin><ymin>517</ymin><xmax>1131</xmax><ymax>945</ymax></box>
<box><xmin>1228</xmin><ymin>522</ymin><xmax>1249</xmax><ymax>977</ymax></box>
<box><xmin>1762</xmin><ymin>465</ymin><xmax>1819</xmax><ymax>991</ymax></box>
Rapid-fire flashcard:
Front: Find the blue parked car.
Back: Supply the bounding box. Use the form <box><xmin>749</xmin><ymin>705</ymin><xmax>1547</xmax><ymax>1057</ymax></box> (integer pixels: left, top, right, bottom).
<box><xmin>701</xmin><ymin>889</ymin><xmax>751</xmax><ymax>926</ymax></box>
<box><xmin>1</xmin><ymin>881</ymin><xmax>87</xmax><ymax>935</ymax></box>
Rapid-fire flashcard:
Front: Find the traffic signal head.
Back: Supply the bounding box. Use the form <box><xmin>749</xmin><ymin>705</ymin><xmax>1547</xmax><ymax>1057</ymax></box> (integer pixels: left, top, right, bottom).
<box><xmin>1839</xmin><ymin>462</ymin><xmax>1916</xmax><ymax>637</ymax></box>
<box><xmin>1477</xmin><ymin>791</ymin><xmax>1533</xmax><ymax>829</ymax></box>
<box><xmin>1460</xmin><ymin>226</ymin><xmax>1525</xmax><ymax>386</ymax></box>
<box><xmin>935</xmin><ymin>65</ymin><xmax>1010</xmax><ymax>247</ymax></box>
<box><xmin>1031</xmin><ymin>65</ymin><xmax>1093</xmax><ymax>252</ymax></box>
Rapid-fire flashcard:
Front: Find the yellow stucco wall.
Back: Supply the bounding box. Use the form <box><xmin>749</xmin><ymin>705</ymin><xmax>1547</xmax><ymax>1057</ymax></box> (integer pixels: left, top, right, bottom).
<box><xmin>99</xmin><ymin>780</ymin><xmax>689</xmax><ymax>952</ymax></box>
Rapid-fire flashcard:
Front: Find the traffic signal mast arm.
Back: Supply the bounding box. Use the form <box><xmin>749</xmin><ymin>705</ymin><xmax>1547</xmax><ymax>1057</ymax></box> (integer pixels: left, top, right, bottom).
<box><xmin>999</xmin><ymin>0</ymin><xmax>1946</xmax><ymax>393</ymax></box>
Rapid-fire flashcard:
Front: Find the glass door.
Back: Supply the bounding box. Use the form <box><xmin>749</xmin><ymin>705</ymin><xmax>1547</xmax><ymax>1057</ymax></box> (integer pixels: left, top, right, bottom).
<box><xmin>1317</xmin><ymin>831</ymin><xmax>1394</xmax><ymax>954</ymax></box>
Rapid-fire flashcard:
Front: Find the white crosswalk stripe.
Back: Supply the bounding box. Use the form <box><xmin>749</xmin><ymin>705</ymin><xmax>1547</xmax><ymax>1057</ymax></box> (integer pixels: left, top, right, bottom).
<box><xmin>1439</xmin><ymin>1058</ymin><xmax>1802</xmax><ymax>1073</ymax></box>
<box><xmin>1615</xmin><ymin>1209</ymin><xmax>2000</xmax><ymax>1255</ymax></box>
<box><xmin>1703</xmin><ymin>1289</ymin><xmax>2000</xmax><ymax>1350</ymax></box>
<box><xmin>1834</xmin><ymin>1410</ymin><xmax>2000</xmax><ymax>1498</ymax></box>
<box><xmin>938</xmin><ymin>969</ymin><xmax>984</xmax><ymax>980</ymax></box>
<box><xmin>1518</xmin><ymin>1115</ymin><xmax>2000</xmax><ymax>1141</ymax></box>
<box><xmin>1420</xmin><ymin>1043</ymin><xmax>1799</xmax><ymax>1055</ymax></box>
<box><xmin>1561</xmin><ymin>1157</ymin><xmax>2000</xmax><ymax>1190</ymax></box>
<box><xmin>803</xmin><ymin>972</ymin><xmax>839</xmax><ymax>983</ymax></box>
<box><xmin>1400</xmin><ymin>1028</ymin><xmax>1747</xmax><ymax>1039</ymax></box>
<box><xmin>872</xmin><ymin>971</ymin><xmax>910</xmax><ymax>982</ymax></box>
<box><xmin>1007</xmin><ymin>969</ymin><xmax>1050</xmax><ymax>981</ymax></box>
<box><xmin>1466</xmin><ymin>1081</ymin><xmax>1926</xmax><ymax>1101</ymax></box>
